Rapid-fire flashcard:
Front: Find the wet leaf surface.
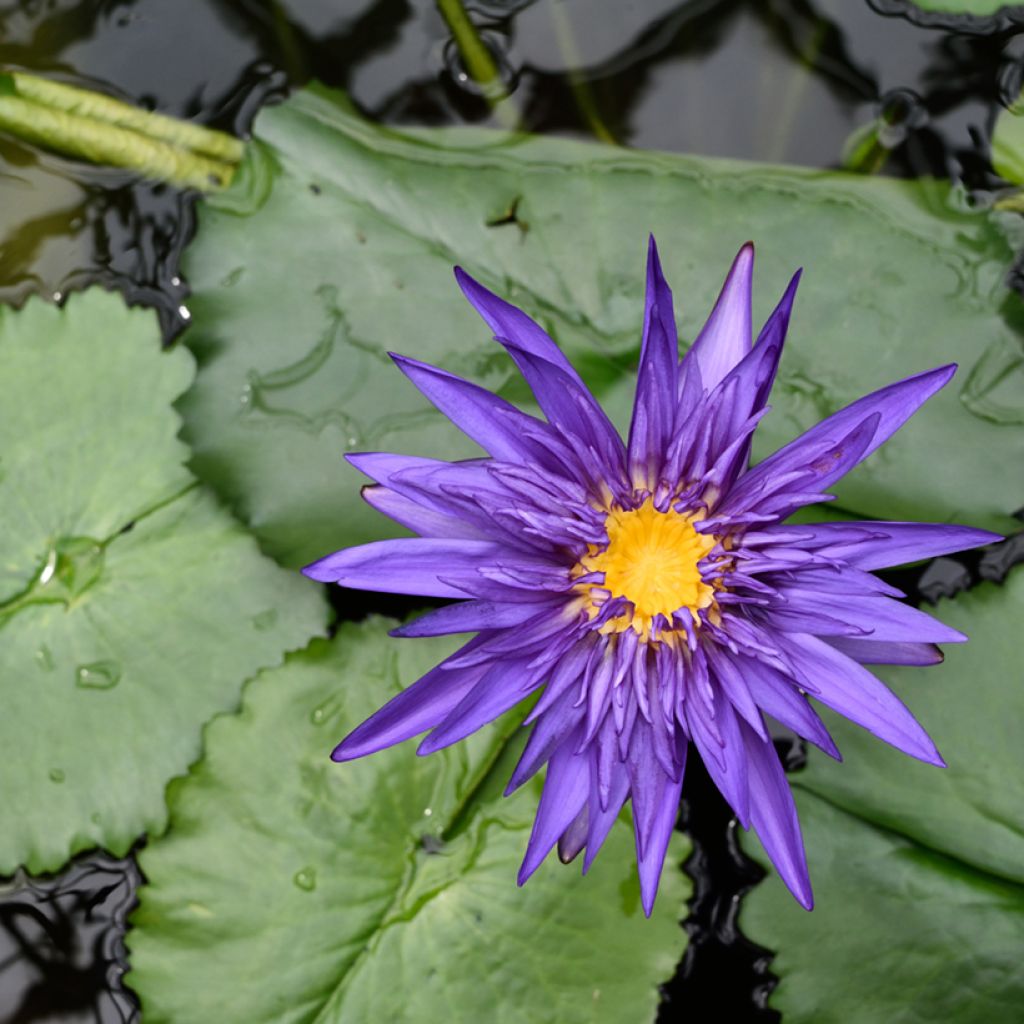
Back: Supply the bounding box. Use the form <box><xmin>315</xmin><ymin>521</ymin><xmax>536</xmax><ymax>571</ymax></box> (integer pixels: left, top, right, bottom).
<box><xmin>740</xmin><ymin>567</ymin><xmax>1024</xmax><ymax>1022</ymax></box>
<box><xmin>179</xmin><ymin>86</ymin><xmax>1024</xmax><ymax>571</ymax></box>
<box><xmin>0</xmin><ymin>291</ymin><xmax>328</xmax><ymax>874</ymax></box>
<box><xmin>127</xmin><ymin>619</ymin><xmax>690</xmax><ymax>1024</ymax></box>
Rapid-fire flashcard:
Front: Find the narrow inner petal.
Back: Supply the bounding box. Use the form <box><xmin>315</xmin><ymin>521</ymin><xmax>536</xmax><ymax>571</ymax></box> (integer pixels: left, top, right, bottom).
<box><xmin>578</xmin><ymin>498</ymin><xmax>717</xmax><ymax>636</ymax></box>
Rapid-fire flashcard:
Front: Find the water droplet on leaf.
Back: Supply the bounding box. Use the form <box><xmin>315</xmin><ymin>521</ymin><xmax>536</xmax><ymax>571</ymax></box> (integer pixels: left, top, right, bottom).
<box><xmin>75</xmin><ymin>660</ymin><xmax>122</xmax><ymax>690</ymax></box>
<box><xmin>35</xmin><ymin>645</ymin><xmax>55</xmax><ymax>671</ymax></box>
<box><xmin>293</xmin><ymin>867</ymin><xmax>317</xmax><ymax>891</ymax></box>
<box><xmin>251</xmin><ymin>608</ymin><xmax>278</xmax><ymax>631</ymax></box>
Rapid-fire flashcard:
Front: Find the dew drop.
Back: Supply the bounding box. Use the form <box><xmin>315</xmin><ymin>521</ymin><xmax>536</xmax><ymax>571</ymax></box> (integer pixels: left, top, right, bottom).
<box><xmin>178</xmin><ymin>305</ymin><xmax>192</xmax><ymax>321</ymax></box>
<box><xmin>49</xmin><ymin>768</ymin><xmax>65</xmax><ymax>783</ymax></box>
<box><xmin>310</xmin><ymin>706</ymin><xmax>326</xmax><ymax>726</ymax></box>
<box><xmin>423</xmin><ymin>807</ymin><xmax>433</xmax><ymax>817</ymax></box>
<box><xmin>293</xmin><ymin>867</ymin><xmax>317</xmax><ymax>892</ymax></box>
<box><xmin>38</xmin><ymin>549</ymin><xmax>57</xmax><ymax>585</ymax></box>
<box><xmin>251</xmin><ymin>608</ymin><xmax>278</xmax><ymax>631</ymax></box>
<box><xmin>35</xmin><ymin>645</ymin><xmax>55</xmax><ymax>672</ymax></box>
<box><xmin>75</xmin><ymin>660</ymin><xmax>122</xmax><ymax>690</ymax></box>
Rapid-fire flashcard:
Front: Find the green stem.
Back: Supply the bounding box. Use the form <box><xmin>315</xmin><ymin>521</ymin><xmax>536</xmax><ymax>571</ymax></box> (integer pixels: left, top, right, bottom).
<box><xmin>11</xmin><ymin>72</ymin><xmax>243</xmax><ymax>162</ymax></box>
<box><xmin>0</xmin><ymin>72</ymin><xmax>242</xmax><ymax>190</ymax></box>
<box><xmin>435</xmin><ymin>0</ymin><xmax>521</xmax><ymax>131</ymax></box>
<box><xmin>549</xmin><ymin>0</ymin><xmax>617</xmax><ymax>145</ymax></box>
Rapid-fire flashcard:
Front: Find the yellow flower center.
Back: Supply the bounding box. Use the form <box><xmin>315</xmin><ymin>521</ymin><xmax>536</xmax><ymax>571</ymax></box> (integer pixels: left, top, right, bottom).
<box><xmin>578</xmin><ymin>498</ymin><xmax>717</xmax><ymax>638</ymax></box>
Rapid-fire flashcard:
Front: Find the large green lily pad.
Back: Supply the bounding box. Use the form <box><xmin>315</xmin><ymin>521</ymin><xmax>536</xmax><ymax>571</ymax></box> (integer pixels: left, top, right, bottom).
<box><xmin>128</xmin><ymin>619</ymin><xmax>689</xmax><ymax>1024</ymax></box>
<box><xmin>0</xmin><ymin>291</ymin><xmax>327</xmax><ymax>873</ymax></box>
<box><xmin>178</xmin><ymin>85</ymin><xmax>1024</xmax><ymax>570</ymax></box>
<box><xmin>740</xmin><ymin>568</ymin><xmax>1024</xmax><ymax>1021</ymax></box>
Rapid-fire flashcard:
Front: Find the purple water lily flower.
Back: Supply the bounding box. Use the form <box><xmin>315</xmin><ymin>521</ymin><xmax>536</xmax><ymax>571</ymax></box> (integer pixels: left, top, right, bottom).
<box><xmin>305</xmin><ymin>239</ymin><xmax>998</xmax><ymax>914</ymax></box>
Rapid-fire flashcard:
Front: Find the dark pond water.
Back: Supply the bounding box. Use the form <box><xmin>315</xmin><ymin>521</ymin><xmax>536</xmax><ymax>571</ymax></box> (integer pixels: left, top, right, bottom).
<box><xmin>1</xmin><ymin>1</ymin><xmax>1023</xmax><ymax>1021</ymax></box>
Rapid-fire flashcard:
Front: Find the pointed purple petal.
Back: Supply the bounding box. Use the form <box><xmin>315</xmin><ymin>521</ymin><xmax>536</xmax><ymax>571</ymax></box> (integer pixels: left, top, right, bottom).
<box><xmin>784</xmin><ymin>521</ymin><xmax>1001</xmax><ymax>571</ymax></box>
<box><xmin>630</xmin><ymin>748</ymin><xmax>685</xmax><ymax>918</ymax></box>
<box><xmin>827</xmin><ymin>637</ymin><xmax>943</xmax><ymax>666</ymax></box>
<box><xmin>454</xmin><ymin>267</ymin><xmax>584</xmax><ymax>383</ymax></box>
<box><xmin>629</xmin><ymin>237</ymin><xmax>680</xmax><ymax>482</ymax></box>
<box><xmin>738</xmin><ymin>657</ymin><xmax>840</xmax><ymax>759</ymax></box>
<box><xmin>390</xmin><ymin>354</ymin><xmax>556</xmax><ymax>465</ymax></box>
<box><xmin>418</xmin><ymin>654</ymin><xmax>548</xmax><ymax>755</ymax></box>
<box><xmin>391</xmin><ymin>599</ymin><xmax>555</xmax><ymax>638</ymax></box>
<box><xmin>741</xmin><ymin>720</ymin><xmax>813</xmax><ymax>909</ymax></box>
<box><xmin>303</xmin><ymin>538</ymin><xmax>538</xmax><ymax>597</ymax></box>
<box><xmin>684</xmin><ymin>243</ymin><xmax>754</xmax><ymax>390</ymax></box>
<box><xmin>686</xmin><ymin>692</ymin><xmax>750</xmax><ymax>826</ymax></box>
<box><xmin>361</xmin><ymin>485</ymin><xmax>487</xmax><ymax>539</ymax></box>
<box><xmin>778</xmin><ymin>632</ymin><xmax>944</xmax><ymax>766</ymax></box>
<box><xmin>518</xmin><ymin>732</ymin><xmax>590</xmax><ymax>884</ymax></box>
<box><xmin>735</xmin><ymin>364</ymin><xmax>956</xmax><ymax>502</ymax></box>
<box><xmin>332</xmin><ymin>639</ymin><xmax>491</xmax><ymax>761</ymax></box>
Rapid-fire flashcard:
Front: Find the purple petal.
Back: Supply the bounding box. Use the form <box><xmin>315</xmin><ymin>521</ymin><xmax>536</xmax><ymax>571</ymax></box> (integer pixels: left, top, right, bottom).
<box><xmin>392</xmin><ymin>599</ymin><xmax>555</xmax><ymax>638</ymax></box>
<box><xmin>390</xmin><ymin>354</ymin><xmax>557</xmax><ymax>466</ymax></box>
<box><xmin>738</xmin><ymin>657</ymin><xmax>840</xmax><ymax>759</ymax></box>
<box><xmin>722</xmin><ymin>413</ymin><xmax>880</xmax><ymax>520</ymax></box>
<box><xmin>361</xmin><ymin>485</ymin><xmax>487</xmax><ymax>539</ymax></box>
<box><xmin>781</xmin><ymin>521</ymin><xmax>1001</xmax><ymax>571</ymax></box>
<box><xmin>778</xmin><ymin>632</ymin><xmax>944</xmax><ymax>766</ymax></box>
<box><xmin>518</xmin><ymin>732</ymin><xmax>590</xmax><ymax>884</ymax></box>
<box><xmin>741</xmin><ymin>720</ymin><xmax>813</xmax><ymax>910</ymax></box>
<box><xmin>628</xmin><ymin>728</ymin><xmax>686</xmax><ymax>916</ymax></box>
<box><xmin>629</xmin><ymin>237</ymin><xmax>680</xmax><ymax>483</ymax></box>
<box><xmin>582</xmin><ymin>751</ymin><xmax>632</xmax><ymax>872</ymax></box>
<box><xmin>494</xmin><ymin>336</ymin><xmax>627</xmax><ymax>488</ymax></box>
<box><xmin>454</xmin><ymin>267</ymin><xmax>585</xmax><ymax>383</ymax></box>
<box><xmin>827</xmin><ymin>637</ymin><xmax>943</xmax><ymax>666</ymax></box>
<box><xmin>303</xmin><ymin>537</ymin><xmax>536</xmax><ymax>597</ymax></box>
<box><xmin>734</xmin><ymin>364</ymin><xmax>956</xmax><ymax>504</ymax></box>
<box><xmin>766</xmin><ymin>587</ymin><xmax>967</xmax><ymax>644</ymax></box>
<box><xmin>332</xmin><ymin>639</ymin><xmax>491</xmax><ymax>761</ymax></box>
<box><xmin>507</xmin><ymin>687</ymin><xmax>585</xmax><ymax>793</ymax></box>
<box><xmin>686</xmin><ymin>691</ymin><xmax>750</xmax><ymax>826</ymax></box>
<box><xmin>683</xmin><ymin>243</ymin><xmax>754</xmax><ymax>390</ymax></box>
<box><xmin>418</xmin><ymin>654</ymin><xmax>548</xmax><ymax>755</ymax></box>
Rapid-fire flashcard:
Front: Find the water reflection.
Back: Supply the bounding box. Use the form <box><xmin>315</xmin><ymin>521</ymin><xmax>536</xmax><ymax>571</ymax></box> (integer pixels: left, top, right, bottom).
<box><xmin>0</xmin><ymin>851</ymin><xmax>139</xmax><ymax>1023</ymax></box>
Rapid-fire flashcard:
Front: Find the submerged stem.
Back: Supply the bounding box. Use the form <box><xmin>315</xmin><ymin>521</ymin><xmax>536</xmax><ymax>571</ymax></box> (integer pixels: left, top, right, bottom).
<box><xmin>435</xmin><ymin>0</ymin><xmax>521</xmax><ymax>131</ymax></box>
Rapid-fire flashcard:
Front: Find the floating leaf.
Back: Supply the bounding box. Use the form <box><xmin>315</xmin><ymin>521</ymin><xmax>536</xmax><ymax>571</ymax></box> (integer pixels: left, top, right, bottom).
<box><xmin>740</xmin><ymin>569</ymin><xmax>1024</xmax><ymax>1021</ymax></box>
<box><xmin>128</xmin><ymin>619</ymin><xmax>689</xmax><ymax>1023</ymax></box>
<box><xmin>176</xmin><ymin>86</ymin><xmax>1024</xmax><ymax>570</ymax></box>
<box><xmin>875</xmin><ymin>0</ymin><xmax>1024</xmax><ymax>26</ymax></box>
<box><xmin>0</xmin><ymin>291</ymin><xmax>327</xmax><ymax>873</ymax></box>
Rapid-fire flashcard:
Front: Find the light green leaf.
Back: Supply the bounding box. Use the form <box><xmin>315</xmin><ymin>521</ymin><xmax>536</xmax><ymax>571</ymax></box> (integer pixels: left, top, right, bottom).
<box><xmin>993</xmin><ymin>90</ymin><xmax>1024</xmax><ymax>187</ymax></box>
<box><xmin>128</xmin><ymin>620</ymin><xmax>689</xmax><ymax>1024</ymax></box>
<box><xmin>177</xmin><ymin>85</ymin><xmax>1024</xmax><ymax>570</ymax></box>
<box><xmin>893</xmin><ymin>0</ymin><xmax>1022</xmax><ymax>15</ymax></box>
<box><xmin>0</xmin><ymin>291</ymin><xmax>327</xmax><ymax>873</ymax></box>
<box><xmin>743</xmin><ymin>791</ymin><xmax>1024</xmax><ymax>1024</ymax></box>
<box><xmin>740</xmin><ymin>569</ymin><xmax>1024</xmax><ymax>1021</ymax></box>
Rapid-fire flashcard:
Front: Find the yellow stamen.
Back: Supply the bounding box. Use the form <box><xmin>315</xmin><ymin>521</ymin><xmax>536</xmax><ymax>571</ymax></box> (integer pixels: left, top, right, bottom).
<box><xmin>577</xmin><ymin>498</ymin><xmax>717</xmax><ymax>639</ymax></box>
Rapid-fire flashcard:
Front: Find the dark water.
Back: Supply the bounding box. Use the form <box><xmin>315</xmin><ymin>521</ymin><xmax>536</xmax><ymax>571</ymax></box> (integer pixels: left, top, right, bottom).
<box><xmin>1</xmin><ymin>1</ymin><xmax>1022</xmax><ymax>1021</ymax></box>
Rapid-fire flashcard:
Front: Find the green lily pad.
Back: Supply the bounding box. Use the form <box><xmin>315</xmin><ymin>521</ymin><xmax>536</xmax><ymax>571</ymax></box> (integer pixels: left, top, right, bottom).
<box><xmin>177</xmin><ymin>86</ymin><xmax>1024</xmax><ymax>570</ymax></box>
<box><xmin>896</xmin><ymin>1</ymin><xmax>1021</xmax><ymax>14</ymax></box>
<box><xmin>0</xmin><ymin>291</ymin><xmax>327</xmax><ymax>873</ymax></box>
<box><xmin>993</xmin><ymin>91</ymin><xmax>1024</xmax><ymax>187</ymax></box>
<box><xmin>740</xmin><ymin>569</ymin><xmax>1024</xmax><ymax>1021</ymax></box>
<box><xmin>127</xmin><ymin>620</ymin><xmax>690</xmax><ymax>1024</ymax></box>
<box><xmin>874</xmin><ymin>0</ymin><xmax>1024</xmax><ymax>28</ymax></box>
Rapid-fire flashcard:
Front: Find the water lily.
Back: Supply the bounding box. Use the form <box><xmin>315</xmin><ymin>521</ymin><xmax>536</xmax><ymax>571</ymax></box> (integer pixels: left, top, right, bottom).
<box><xmin>305</xmin><ymin>239</ymin><xmax>998</xmax><ymax>914</ymax></box>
